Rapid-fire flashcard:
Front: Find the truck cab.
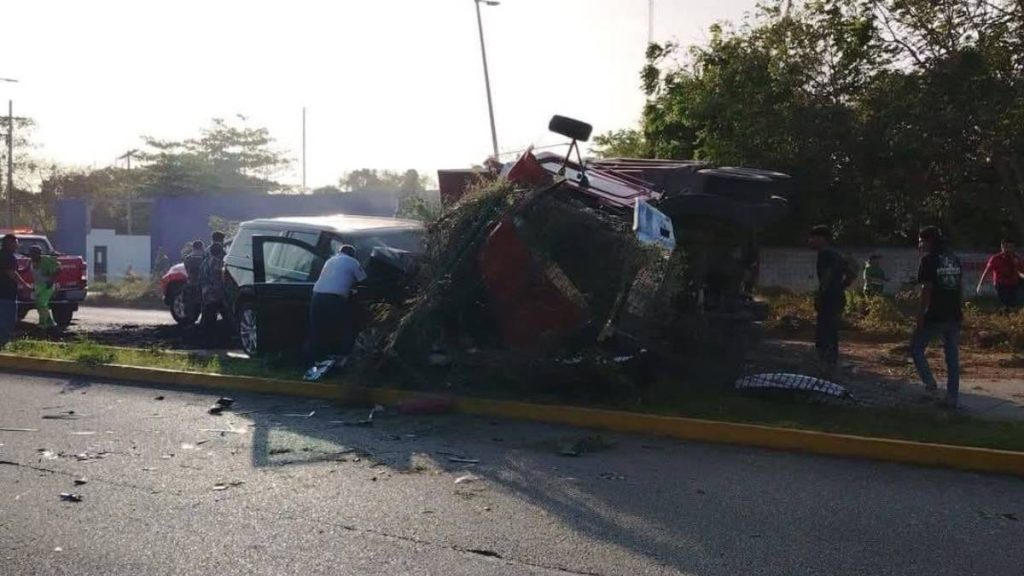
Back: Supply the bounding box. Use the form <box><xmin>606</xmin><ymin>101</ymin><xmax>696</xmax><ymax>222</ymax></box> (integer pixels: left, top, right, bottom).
<box><xmin>7</xmin><ymin>231</ymin><xmax>89</xmax><ymax>326</ymax></box>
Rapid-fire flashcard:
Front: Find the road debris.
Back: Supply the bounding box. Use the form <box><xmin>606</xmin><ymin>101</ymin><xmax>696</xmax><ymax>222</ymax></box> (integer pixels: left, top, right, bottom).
<box><xmin>39</xmin><ymin>449</ymin><xmax>58</xmax><ymax>460</ymax></box>
<box><xmin>215</xmin><ymin>397</ymin><xmax>235</xmax><ymax>408</ymax></box>
<box><xmin>283</xmin><ymin>411</ymin><xmax>316</xmax><ymax>418</ymax></box>
<box><xmin>455</xmin><ymin>474</ymin><xmax>480</xmax><ymax>485</ymax></box>
<box><xmin>70</xmin><ymin>431</ymin><xmax>97</xmax><ymax>436</ymax></box>
<box><xmin>59</xmin><ymin>492</ymin><xmax>83</xmax><ymax>502</ymax></box>
<box><xmin>208</xmin><ymin>405</ymin><xmax>225</xmax><ymax>415</ymax></box>
<box><xmin>212</xmin><ymin>481</ymin><xmax>245</xmax><ymax>491</ymax></box>
<box><xmin>447</xmin><ymin>456</ymin><xmax>480</xmax><ymax>464</ymax></box>
<box><xmin>333</xmin><ymin>419</ymin><xmax>374</xmax><ymax>427</ymax></box>
<box><xmin>0</xmin><ymin>427</ymin><xmax>38</xmax><ymax>432</ymax></box>
<box><xmin>154</xmin><ymin>396</ymin><xmax>165</xmax><ymax>401</ymax></box>
<box><xmin>599</xmin><ymin>472</ymin><xmax>627</xmax><ymax>481</ymax></box>
<box><xmin>73</xmin><ymin>478</ymin><xmax>88</xmax><ymax>486</ymax></box>
<box><xmin>558</xmin><ymin>435</ymin><xmax>614</xmax><ymax>457</ymax></box>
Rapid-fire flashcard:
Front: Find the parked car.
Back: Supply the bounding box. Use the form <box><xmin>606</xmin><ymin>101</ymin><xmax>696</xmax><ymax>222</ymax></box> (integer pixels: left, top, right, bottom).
<box><xmin>5</xmin><ymin>230</ymin><xmax>88</xmax><ymax>326</ymax></box>
<box><xmin>158</xmin><ymin>215</ymin><xmax>425</xmax><ymax>355</ymax></box>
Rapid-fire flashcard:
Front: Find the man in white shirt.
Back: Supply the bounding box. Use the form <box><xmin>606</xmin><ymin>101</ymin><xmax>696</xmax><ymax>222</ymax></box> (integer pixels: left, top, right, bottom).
<box><xmin>306</xmin><ymin>245</ymin><xmax>367</xmax><ymax>362</ymax></box>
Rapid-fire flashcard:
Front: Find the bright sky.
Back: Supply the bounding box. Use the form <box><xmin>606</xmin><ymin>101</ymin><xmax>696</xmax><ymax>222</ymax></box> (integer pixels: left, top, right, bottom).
<box><xmin>4</xmin><ymin>0</ymin><xmax>756</xmax><ymax>189</ymax></box>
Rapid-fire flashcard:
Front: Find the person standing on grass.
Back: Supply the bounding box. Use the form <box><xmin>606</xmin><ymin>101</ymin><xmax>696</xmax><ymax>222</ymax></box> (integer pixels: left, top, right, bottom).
<box><xmin>863</xmin><ymin>253</ymin><xmax>887</xmax><ymax>297</ymax></box>
<box><xmin>0</xmin><ymin>235</ymin><xmax>32</xmax><ymax>348</ymax></box>
<box><xmin>28</xmin><ymin>246</ymin><xmax>59</xmax><ymax>330</ymax></box>
<box><xmin>199</xmin><ymin>243</ymin><xmax>227</xmax><ymax>346</ymax></box>
<box><xmin>911</xmin><ymin>226</ymin><xmax>963</xmax><ymax>409</ymax></box>
<box><xmin>183</xmin><ymin>240</ymin><xmax>206</xmax><ymax>314</ymax></box>
<box><xmin>808</xmin><ymin>225</ymin><xmax>855</xmax><ymax>377</ymax></box>
<box><xmin>976</xmin><ymin>239</ymin><xmax>1023</xmax><ymax>313</ymax></box>
<box><xmin>306</xmin><ymin>244</ymin><xmax>366</xmax><ymax>363</ymax></box>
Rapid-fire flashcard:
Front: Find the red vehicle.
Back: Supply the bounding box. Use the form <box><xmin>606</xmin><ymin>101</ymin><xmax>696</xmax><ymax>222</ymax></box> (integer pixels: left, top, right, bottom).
<box><xmin>159</xmin><ymin>263</ymin><xmax>195</xmax><ymax>325</ymax></box>
<box><xmin>6</xmin><ymin>230</ymin><xmax>89</xmax><ymax>326</ymax></box>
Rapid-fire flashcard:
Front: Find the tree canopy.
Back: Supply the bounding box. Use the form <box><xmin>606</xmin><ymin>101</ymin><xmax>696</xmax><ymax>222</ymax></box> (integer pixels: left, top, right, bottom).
<box><xmin>599</xmin><ymin>0</ymin><xmax>1024</xmax><ymax>246</ymax></box>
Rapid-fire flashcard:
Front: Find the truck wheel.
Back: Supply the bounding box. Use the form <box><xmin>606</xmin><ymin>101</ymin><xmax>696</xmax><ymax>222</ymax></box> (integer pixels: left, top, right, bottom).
<box><xmin>169</xmin><ymin>285</ymin><xmax>200</xmax><ymax>325</ymax></box>
<box><xmin>52</xmin><ymin>305</ymin><xmax>74</xmax><ymax>328</ymax></box>
<box><xmin>237</xmin><ymin>302</ymin><xmax>259</xmax><ymax>356</ymax></box>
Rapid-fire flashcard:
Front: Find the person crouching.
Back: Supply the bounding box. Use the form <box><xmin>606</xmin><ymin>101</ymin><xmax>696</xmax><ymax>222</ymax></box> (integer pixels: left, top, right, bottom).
<box><xmin>306</xmin><ymin>245</ymin><xmax>367</xmax><ymax>363</ymax></box>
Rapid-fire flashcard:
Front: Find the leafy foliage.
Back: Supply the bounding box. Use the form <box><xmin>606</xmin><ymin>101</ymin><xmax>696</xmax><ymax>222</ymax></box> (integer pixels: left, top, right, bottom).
<box><xmin>605</xmin><ymin>0</ymin><xmax>1024</xmax><ymax>246</ymax></box>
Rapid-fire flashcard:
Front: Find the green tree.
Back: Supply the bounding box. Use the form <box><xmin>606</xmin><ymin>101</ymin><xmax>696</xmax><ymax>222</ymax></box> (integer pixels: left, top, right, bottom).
<box><xmin>137</xmin><ymin>116</ymin><xmax>291</xmax><ymax>196</ymax></box>
<box><xmin>331</xmin><ymin>168</ymin><xmax>439</xmax><ymax>221</ymax></box>
<box><xmin>631</xmin><ymin>0</ymin><xmax>1024</xmax><ymax>245</ymax></box>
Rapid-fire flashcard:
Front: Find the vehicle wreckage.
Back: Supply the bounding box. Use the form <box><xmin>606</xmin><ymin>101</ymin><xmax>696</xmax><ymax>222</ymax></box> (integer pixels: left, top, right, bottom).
<box><xmin>372</xmin><ymin>115</ymin><xmax>791</xmax><ymax>391</ymax></box>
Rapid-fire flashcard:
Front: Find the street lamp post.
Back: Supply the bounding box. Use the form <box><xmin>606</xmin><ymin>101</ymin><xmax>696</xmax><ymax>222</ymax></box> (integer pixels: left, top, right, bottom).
<box><xmin>0</xmin><ymin>78</ymin><xmax>17</xmax><ymax>228</ymax></box>
<box><xmin>474</xmin><ymin>0</ymin><xmax>500</xmax><ymax>160</ymax></box>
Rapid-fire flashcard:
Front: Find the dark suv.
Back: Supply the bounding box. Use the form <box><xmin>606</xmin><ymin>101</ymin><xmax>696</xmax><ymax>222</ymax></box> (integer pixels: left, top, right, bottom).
<box><xmin>223</xmin><ymin>214</ymin><xmax>425</xmax><ymax>356</ymax></box>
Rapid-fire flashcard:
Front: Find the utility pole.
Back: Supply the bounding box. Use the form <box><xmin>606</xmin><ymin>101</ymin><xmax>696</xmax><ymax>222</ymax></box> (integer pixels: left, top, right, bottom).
<box><xmin>118</xmin><ymin>149</ymin><xmax>139</xmax><ymax>234</ymax></box>
<box><xmin>302</xmin><ymin>107</ymin><xmax>307</xmax><ymax>192</ymax></box>
<box><xmin>474</xmin><ymin>0</ymin><xmax>500</xmax><ymax>160</ymax></box>
<box><xmin>7</xmin><ymin>100</ymin><xmax>13</xmax><ymax>229</ymax></box>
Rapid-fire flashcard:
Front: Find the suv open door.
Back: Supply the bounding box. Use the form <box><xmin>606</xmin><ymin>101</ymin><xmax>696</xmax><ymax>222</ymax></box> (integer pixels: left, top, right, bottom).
<box><xmin>241</xmin><ymin>235</ymin><xmax>324</xmax><ymax>356</ymax></box>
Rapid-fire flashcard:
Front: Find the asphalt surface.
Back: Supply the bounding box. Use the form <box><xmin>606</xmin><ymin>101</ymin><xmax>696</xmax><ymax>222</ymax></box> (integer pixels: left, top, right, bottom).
<box><xmin>68</xmin><ymin>306</ymin><xmax>172</xmax><ymax>330</ymax></box>
<box><xmin>1</xmin><ymin>373</ymin><xmax>1022</xmax><ymax>575</ymax></box>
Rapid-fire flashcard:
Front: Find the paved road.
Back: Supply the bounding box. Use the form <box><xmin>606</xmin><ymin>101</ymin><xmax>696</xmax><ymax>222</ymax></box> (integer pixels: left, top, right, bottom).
<box><xmin>70</xmin><ymin>306</ymin><xmax>171</xmax><ymax>329</ymax></box>
<box><xmin>1</xmin><ymin>372</ymin><xmax>1022</xmax><ymax>576</ymax></box>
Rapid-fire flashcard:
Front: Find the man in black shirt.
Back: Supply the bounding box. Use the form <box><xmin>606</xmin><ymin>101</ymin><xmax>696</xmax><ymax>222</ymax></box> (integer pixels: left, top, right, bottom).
<box><xmin>0</xmin><ymin>234</ymin><xmax>31</xmax><ymax>347</ymax></box>
<box><xmin>911</xmin><ymin>226</ymin><xmax>963</xmax><ymax>408</ymax></box>
<box><xmin>808</xmin><ymin>225</ymin><xmax>854</xmax><ymax>376</ymax></box>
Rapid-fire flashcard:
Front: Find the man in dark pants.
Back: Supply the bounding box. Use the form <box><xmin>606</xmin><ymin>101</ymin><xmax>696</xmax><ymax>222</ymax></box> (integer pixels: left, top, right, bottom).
<box><xmin>911</xmin><ymin>226</ymin><xmax>963</xmax><ymax>409</ymax></box>
<box><xmin>199</xmin><ymin>243</ymin><xmax>227</xmax><ymax>346</ymax></box>
<box><xmin>808</xmin><ymin>225</ymin><xmax>854</xmax><ymax>377</ymax></box>
<box><xmin>306</xmin><ymin>245</ymin><xmax>367</xmax><ymax>363</ymax></box>
<box><xmin>0</xmin><ymin>235</ymin><xmax>32</xmax><ymax>347</ymax></box>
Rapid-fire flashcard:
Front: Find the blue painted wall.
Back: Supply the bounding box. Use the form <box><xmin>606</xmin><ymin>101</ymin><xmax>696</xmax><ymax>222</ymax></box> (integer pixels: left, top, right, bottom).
<box><xmin>54</xmin><ymin>198</ymin><xmax>88</xmax><ymax>258</ymax></box>
<box><xmin>56</xmin><ymin>192</ymin><xmax>398</xmax><ymax>267</ymax></box>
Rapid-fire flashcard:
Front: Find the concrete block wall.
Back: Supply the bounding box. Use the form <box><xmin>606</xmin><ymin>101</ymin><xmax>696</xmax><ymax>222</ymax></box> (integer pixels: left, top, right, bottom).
<box><xmin>85</xmin><ymin>229</ymin><xmax>152</xmax><ymax>282</ymax></box>
<box><xmin>759</xmin><ymin>247</ymin><xmax>992</xmax><ymax>295</ymax></box>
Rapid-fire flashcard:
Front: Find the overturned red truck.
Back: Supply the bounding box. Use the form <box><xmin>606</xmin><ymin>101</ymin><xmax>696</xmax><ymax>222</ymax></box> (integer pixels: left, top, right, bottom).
<box><xmin>435</xmin><ymin>116</ymin><xmax>789</xmax><ymax>359</ymax></box>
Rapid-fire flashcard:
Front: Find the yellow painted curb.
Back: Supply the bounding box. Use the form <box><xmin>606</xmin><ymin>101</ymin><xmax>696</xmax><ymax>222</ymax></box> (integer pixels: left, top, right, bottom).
<box><xmin>2</xmin><ymin>354</ymin><xmax>1024</xmax><ymax>477</ymax></box>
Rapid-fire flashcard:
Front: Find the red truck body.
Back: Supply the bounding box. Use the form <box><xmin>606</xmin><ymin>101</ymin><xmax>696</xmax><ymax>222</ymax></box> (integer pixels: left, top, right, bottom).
<box><xmin>9</xmin><ymin>232</ymin><xmax>89</xmax><ymax>326</ymax></box>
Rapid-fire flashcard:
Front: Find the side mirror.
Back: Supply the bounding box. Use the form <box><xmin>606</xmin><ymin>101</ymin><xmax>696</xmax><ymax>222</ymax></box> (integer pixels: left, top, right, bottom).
<box><xmin>548</xmin><ymin>115</ymin><xmax>593</xmax><ymax>142</ymax></box>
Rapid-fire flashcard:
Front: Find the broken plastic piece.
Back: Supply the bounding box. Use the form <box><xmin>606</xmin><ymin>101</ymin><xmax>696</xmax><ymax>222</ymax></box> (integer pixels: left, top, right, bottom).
<box><xmin>59</xmin><ymin>492</ymin><xmax>83</xmax><ymax>502</ymax></box>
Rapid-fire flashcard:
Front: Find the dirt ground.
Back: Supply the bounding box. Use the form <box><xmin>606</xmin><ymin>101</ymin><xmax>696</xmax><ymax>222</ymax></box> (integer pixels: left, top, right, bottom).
<box><xmin>749</xmin><ymin>330</ymin><xmax>1024</xmax><ymax>419</ymax></box>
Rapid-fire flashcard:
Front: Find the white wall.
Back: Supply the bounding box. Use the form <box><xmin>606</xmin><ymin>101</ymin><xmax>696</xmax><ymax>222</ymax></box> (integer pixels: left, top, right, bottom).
<box><xmin>85</xmin><ymin>229</ymin><xmax>152</xmax><ymax>282</ymax></box>
<box><xmin>759</xmin><ymin>247</ymin><xmax>991</xmax><ymax>295</ymax></box>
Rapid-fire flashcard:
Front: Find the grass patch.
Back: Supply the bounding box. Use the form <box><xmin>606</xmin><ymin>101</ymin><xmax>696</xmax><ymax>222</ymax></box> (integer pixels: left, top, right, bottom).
<box><xmin>6</xmin><ymin>338</ymin><xmax>1024</xmax><ymax>454</ymax></box>
<box><xmin>762</xmin><ymin>288</ymin><xmax>1024</xmax><ymax>350</ymax></box>
<box><xmin>88</xmin><ymin>280</ymin><xmax>164</xmax><ymax>309</ymax></box>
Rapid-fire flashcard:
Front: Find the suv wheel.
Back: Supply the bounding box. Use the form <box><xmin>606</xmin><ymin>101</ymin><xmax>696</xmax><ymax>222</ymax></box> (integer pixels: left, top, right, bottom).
<box><xmin>238</xmin><ymin>303</ymin><xmax>258</xmax><ymax>356</ymax></box>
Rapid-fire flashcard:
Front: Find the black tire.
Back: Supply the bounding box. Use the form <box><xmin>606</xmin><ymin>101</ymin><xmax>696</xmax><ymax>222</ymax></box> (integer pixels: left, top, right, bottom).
<box><xmin>52</xmin><ymin>305</ymin><xmax>74</xmax><ymax>328</ymax></box>
<box><xmin>548</xmin><ymin>115</ymin><xmax>593</xmax><ymax>142</ymax></box>
<box><xmin>168</xmin><ymin>283</ymin><xmax>200</xmax><ymax>325</ymax></box>
<box><xmin>237</xmin><ymin>302</ymin><xmax>259</xmax><ymax>356</ymax></box>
